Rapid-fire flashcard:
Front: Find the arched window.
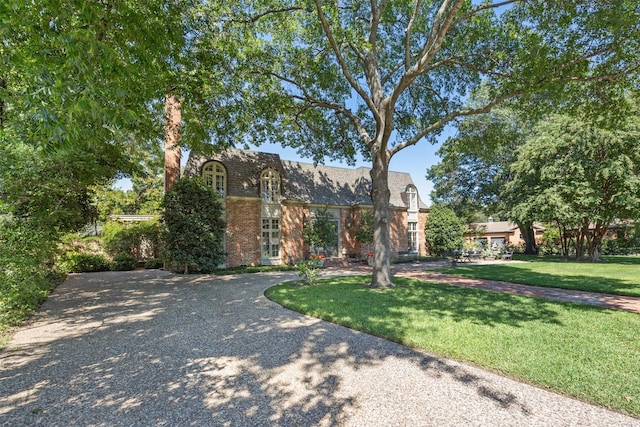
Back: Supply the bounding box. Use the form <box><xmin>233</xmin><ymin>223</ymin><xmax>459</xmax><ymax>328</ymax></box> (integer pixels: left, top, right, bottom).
<box><xmin>202</xmin><ymin>161</ymin><xmax>226</xmax><ymax>196</ymax></box>
<box><xmin>406</xmin><ymin>185</ymin><xmax>417</xmax><ymax>211</ymax></box>
<box><xmin>261</xmin><ymin>169</ymin><xmax>280</xmax><ymax>203</ymax></box>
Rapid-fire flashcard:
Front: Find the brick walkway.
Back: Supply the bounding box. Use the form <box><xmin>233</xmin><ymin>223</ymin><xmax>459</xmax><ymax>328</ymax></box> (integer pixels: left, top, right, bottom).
<box><xmin>396</xmin><ymin>270</ymin><xmax>640</xmax><ymax>314</ymax></box>
<box><xmin>326</xmin><ymin>261</ymin><xmax>640</xmax><ymax>314</ymax></box>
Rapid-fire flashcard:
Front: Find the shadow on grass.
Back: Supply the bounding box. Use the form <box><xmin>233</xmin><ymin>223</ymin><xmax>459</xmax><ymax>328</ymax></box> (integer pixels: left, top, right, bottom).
<box><xmin>270</xmin><ymin>277</ymin><xmax>564</xmax><ymax>331</ymax></box>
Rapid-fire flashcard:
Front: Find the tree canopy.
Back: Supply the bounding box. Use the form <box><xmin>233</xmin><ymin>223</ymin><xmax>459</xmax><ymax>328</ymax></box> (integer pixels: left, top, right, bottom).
<box><xmin>209</xmin><ymin>0</ymin><xmax>639</xmax><ymax>286</ymax></box>
<box><xmin>508</xmin><ymin>111</ymin><xmax>640</xmax><ymax>261</ymax></box>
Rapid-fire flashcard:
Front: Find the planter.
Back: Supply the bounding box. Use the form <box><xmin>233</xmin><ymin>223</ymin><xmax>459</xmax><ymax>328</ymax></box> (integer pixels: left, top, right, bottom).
<box><xmin>312</xmin><ymin>258</ymin><xmax>325</xmax><ymax>268</ymax></box>
<box><xmin>367</xmin><ymin>257</ymin><xmax>374</xmax><ymax>266</ymax></box>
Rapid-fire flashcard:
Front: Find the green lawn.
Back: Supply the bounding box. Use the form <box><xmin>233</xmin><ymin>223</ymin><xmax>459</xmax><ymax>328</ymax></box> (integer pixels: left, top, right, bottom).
<box><xmin>437</xmin><ymin>256</ymin><xmax>640</xmax><ymax>297</ymax></box>
<box><xmin>266</xmin><ymin>276</ymin><xmax>640</xmax><ymax>417</ymax></box>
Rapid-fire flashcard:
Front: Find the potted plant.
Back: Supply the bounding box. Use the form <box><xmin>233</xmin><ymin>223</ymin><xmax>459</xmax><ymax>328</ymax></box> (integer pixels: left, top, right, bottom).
<box><xmin>311</xmin><ymin>253</ymin><xmax>326</xmax><ymax>267</ymax></box>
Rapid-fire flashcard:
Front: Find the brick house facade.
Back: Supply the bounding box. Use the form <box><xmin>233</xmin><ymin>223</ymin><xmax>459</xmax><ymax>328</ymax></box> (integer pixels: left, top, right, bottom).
<box><xmin>184</xmin><ymin>149</ymin><xmax>429</xmax><ymax>267</ymax></box>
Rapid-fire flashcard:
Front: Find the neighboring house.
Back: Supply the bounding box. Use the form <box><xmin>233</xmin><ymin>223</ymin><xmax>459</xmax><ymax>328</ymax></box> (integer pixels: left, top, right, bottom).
<box><xmin>466</xmin><ymin>217</ymin><xmax>545</xmax><ymax>248</ymax></box>
<box><xmin>183</xmin><ymin>149</ymin><xmax>429</xmax><ymax>267</ymax></box>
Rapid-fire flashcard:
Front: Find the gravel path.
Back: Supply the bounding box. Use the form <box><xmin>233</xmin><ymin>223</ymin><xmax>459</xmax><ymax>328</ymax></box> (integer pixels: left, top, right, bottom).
<box><xmin>1</xmin><ymin>270</ymin><xmax>638</xmax><ymax>426</ymax></box>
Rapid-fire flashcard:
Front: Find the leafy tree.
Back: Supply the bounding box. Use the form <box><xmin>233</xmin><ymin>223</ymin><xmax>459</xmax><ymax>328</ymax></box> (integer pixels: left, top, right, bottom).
<box><xmin>354</xmin><ymin>209</ymin><xmax>374</xmax><ymax>250</ymax></box>
<box><xmin>162</xmin><ymin>177</ymin><xmax>226</xmax><ymax>273</ymax></box>
<box><xmin>508</xmin><ymin>112</ymin><xmax>640</xmax><ymax>261</ymax></box>
<box><xmin>212</xmin><ymin>1</ymin><xmax>639</xmax><ymax>286</ymax></box>
<box><xmin>427</xmin><ymin>96</ymin><xmax>539</xmax><ymax>253</ymax></box>
<box><xmin>425</xmin><ymin>204</ymin><xmax>464</xmax><ymax>256</ymax></box>
<box><xmin>303</xmin><ymin>207</ymin><xmax>338</xmax><ymax>256</ymax></box>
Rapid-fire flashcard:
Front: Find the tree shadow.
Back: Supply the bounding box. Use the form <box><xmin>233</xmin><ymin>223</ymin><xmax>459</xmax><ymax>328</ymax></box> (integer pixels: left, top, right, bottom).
<box><xmin>1</xmin><ymin>270</ymin><xmax>616</xmax><ymax>425</ymax></box>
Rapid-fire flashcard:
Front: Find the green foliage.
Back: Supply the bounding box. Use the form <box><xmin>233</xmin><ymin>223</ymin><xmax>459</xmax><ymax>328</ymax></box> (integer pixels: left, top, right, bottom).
<box><xmin>427</xmin><ymin>96</ymin><xmax>526</xmax><ymax>222</ymax></box>
<box><xmin>102</xmin><ymin>220</ymin><xmax>163</xmax><ymax>260</ymax></box>
<box><xmin>508</xmin><ymin>111</ymin><xmax>640</xmax><ymax>261</ymax></box>
<box><xmin>303</xmin><ymin>207</ymin><xmax>338</xmax><ymax>256</ymax></box>
<box><xmin>354</xmin><ymin>209</ymin><xmax>374</xmax><ymax>246</ymax></box>
<box><xmin>0</xmin><ymin>218</ymin><xmax>63</xmax><ymax>331</ymax></box>
<box><xmin>144</xmin><ymin>258</ymin><xmax>164</xmax><ymax>269</ymax></box>
<box><xmin>110</xmin><ymin>253</ymin><xmax>138</xmax><ymax>271</ymax></box>
<box><xmin>425</xmin><ymin>205</ymin><xmax>464</xmax><ymax>256</ymax></box>
<box><xmin>58</xmin><ymin>253</ymin><xmax>111</xmax><ymax>273</ymax></box>
<box><xmin>295</xmin><ymin>260</ymin><xmax>320</xmax><ymax>286</ymax></box>
<box><xmin>162</xmin><ymin>177</ymin><xmax>226</xmax><ymax>273</ymax></box>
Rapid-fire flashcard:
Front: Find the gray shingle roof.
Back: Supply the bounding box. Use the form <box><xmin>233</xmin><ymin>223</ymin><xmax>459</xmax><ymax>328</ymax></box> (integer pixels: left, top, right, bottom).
<box><xmin>184</xmin><ymin>149</ymin><xmax>428</xmax><ymax>210</ymax></box>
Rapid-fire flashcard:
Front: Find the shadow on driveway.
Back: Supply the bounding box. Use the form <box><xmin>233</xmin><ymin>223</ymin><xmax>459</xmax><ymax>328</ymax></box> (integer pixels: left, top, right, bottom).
<box><xmin>1</xmin><ymin>270</ymin><xmax>636</xmax><ymax>426</ymax></box>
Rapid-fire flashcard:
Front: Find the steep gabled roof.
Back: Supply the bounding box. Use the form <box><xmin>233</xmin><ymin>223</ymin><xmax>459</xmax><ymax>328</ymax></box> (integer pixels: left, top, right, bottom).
<box><xmin>184</xmin><ymin>149</ymin><xmax>428</xmax><ymax>210</ymax></box>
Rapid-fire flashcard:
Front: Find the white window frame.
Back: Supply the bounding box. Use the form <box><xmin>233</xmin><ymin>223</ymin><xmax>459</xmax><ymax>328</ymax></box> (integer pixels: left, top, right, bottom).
<box><xmin>262</xmin><ymin>218</ymin><xmax>280</xmax><ymax>259</ymax></box>
<box><xmin>202</xmin><ymin>161</ymin><xmax>226</xmax><ymax>197</ymax></box>
<box><xmin>408</xmin><ymin>221</ymin><xmax>418</xmax><ymax>252</ymax></box>
<box><xmin>407</xmin><ymin>186</ymin><xmax>418</xmax><ymax>212</ymax></box>
<box><xmin>261</xmin><ymin>169</ymin><xmax>280</xmax><ymax>203</ymax></box>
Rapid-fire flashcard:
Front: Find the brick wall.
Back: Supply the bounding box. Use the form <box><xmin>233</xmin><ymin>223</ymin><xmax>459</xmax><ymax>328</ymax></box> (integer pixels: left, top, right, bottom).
<box><xmin>389</xmin><ymin>209</ymin><xmax>408</xmax><ymax>256</ymax></box>
<box><xmin>281</xmin><ymin>203</ymin><xmax>306</xmax><ymax>264</ymax></box>
<box><xmin>225</xmin><ymin>198</ymin><xmax>261</xmax><ymax>267</ymax></box>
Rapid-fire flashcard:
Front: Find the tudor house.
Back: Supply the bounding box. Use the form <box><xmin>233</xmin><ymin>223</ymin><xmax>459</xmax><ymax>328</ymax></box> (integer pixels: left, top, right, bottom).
<box><xmin>183</xmin><ymin>149</ymin><xmax>429</xmax><ymax>267</ymax></box>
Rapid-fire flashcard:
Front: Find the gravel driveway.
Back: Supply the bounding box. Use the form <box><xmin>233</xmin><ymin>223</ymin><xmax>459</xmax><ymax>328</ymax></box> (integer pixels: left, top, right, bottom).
<box><xmin>1</xmin><ymin>270</ymin><xmax>638</xmax><ymax>426</ymax></box>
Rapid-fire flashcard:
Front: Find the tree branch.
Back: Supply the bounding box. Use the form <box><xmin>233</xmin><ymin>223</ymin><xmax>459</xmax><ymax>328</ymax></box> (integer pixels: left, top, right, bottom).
<box><xmin>237</xmin><ymin>7</ymin><xmax>305</xmax><ymax>24</ymax></box>
<box><xmin>452</xmin><ymin>0</ymin><xmax>523</xmax><ymax>28</ymax></box>
<box><xmin>405</xmin><ymin>0</ymin><xmax>424</xmax><ymax>70</ymax></box>
<box><xmin>391</xmin><ymin>92</ymin><xmax>517</xmax><ymax>157</ymax></box>
<box><xmin>313</xmin><ymin>0</ymin><xmax>379</xmax><ymax>121</ymax></box>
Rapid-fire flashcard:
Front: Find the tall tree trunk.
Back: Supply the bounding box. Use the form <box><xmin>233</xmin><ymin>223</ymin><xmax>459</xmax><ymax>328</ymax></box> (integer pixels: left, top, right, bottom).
<box><xmin>369</xmin><ymin>150</ymin><xmax>393</xmax><ymax>288</ymax></box>
<box><xmin>517</xmin><ymin>222</ymin><xmax>537</xmax><ymax>255</ymax></box>
<box><xmin>164</xmin><ymin>94</ymin><xmax>181</xmax><ymax>193</ymax></box>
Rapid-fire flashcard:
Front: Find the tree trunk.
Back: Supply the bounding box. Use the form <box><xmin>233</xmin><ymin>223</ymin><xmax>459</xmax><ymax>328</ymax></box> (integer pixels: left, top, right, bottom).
<box><xmin>576</xmin><ymin>219</ymin><xmax>589</xmax><ymax>260</ymax></box>
<box><xmin>587</xmin><ymin>223</ymin><xmax>606</xmax><ymax>262</ymax></box>
<box><xmin>164</xmin><ymin>94</ymin><xmax>181</xmax><ymax>193</ymax></box>
<box><xmin>517</xmin><ymin>222</ymin><xmax>537</xmax><ymax>255</ymax></box>
<box><xmin>369</xmin><ymin>151</ymin><xmax>393</xmax><ymax>288</ymax></box>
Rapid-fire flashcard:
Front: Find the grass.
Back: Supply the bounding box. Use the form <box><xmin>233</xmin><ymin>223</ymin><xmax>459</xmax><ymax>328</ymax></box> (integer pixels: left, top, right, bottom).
<box><xmin>266</xmin><ymin>276</ymin><xmax>640</xmax><ymax>417</ymax></box>
<box><xmin>437</xmin><ymin>256</ymin><xmax>640</xmax><ymax>297</ymax></box>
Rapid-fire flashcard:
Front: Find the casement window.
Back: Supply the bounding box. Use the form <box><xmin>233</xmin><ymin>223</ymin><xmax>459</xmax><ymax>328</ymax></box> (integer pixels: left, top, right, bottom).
<box><xmin>262</xmin><ymin>218</ymin><xmax>280</xmax><ymax>258</ymax></box>
<box><xmin>202</xmin><ymin>161</ymin><xmax>226</xmax><ymax>196</ymax></box>
<box><xmin>261</xmin><ymin>169</ymin><xmax>280</xmax><ymax>203</ymax></box>
<box><xmin>407</xmin><ymin>186</ymin><xmax>418</xmax><ymax>212</ymax></box>
<box><xmin>408</xmin><ymin>222</ymin><xmax>418</xmax><ymax>252</ymax></box>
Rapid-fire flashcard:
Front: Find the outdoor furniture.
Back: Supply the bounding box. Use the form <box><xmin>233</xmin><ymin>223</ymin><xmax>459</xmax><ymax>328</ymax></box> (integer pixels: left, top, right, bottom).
<box><xmin>452</xmin><ymin>250</ymin><xmax>480</xmax><ymax>263</ymax></box>
<box><xmin>501</xmin><ymin>251</ymin><xmax>513</xmax><ymax>260</ymax></box>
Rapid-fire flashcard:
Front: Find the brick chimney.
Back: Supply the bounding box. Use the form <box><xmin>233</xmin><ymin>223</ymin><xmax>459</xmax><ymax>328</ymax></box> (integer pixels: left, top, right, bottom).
<box><xmin>164</xmin><ymin>94</ymin><xmax>181</xmax><ymax>193</ymax></box>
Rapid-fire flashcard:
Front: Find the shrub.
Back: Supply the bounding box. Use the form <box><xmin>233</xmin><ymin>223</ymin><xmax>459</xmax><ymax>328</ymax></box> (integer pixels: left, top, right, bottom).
<box><xmin>110</xmin><ymin>253</ymin><xmax>138</xmax><ymax>271</ymax></box>
<box><xmin>144</xmin><ymin>258</ymin><xmax>164</xmax><ymax>269</ymax></box>
<box><xmin>295</xmin><ymin>260</ymin><xmax>320</xmax><ymax>286</ymax></box>
<box><xmin>58</xmin><ymin>253</ymin><xmax>111</xmax><ymax>273</ymax></box>
<box><xmin>162</xmin><ymin>177</ymin><xmax>226</xmax><ymax>273</ymax></box>
<box><xmin>102</xmin><ymin>220</ymin><xmax>163</xmax><ymax>260</ymax></box>
<box><xmin>425</xmin><ymin>205</ymin><xmax>464</xmax><ymax>256</ymax></box>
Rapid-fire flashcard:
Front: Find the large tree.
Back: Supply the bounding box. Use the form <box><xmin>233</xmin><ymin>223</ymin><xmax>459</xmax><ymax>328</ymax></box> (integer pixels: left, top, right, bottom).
<box><xmin>427</xmin><ymin>96</ymin><xmax>540</xmax><ymax>253</ymax></box>
<box><xmin>508</xmin><ymin>111</ymin><xmax>640</xmax><ymax>261</ymax></box>
<box><xmin>212</xmin><ymin>1</ymin><xmax>639</xmax><ymax>286</ymax></box>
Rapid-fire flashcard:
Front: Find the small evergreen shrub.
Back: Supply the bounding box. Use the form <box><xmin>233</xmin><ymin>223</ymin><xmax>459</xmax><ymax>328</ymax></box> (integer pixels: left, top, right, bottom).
<box><xmin>110</xmin><ymin>253</ymin><xmax>138</xmax><ymax>271</ymax></box>
<box><xmin>58</xmin><ymin>253</ymin><xmax>111</xmax><ymax>273</ymax></box>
